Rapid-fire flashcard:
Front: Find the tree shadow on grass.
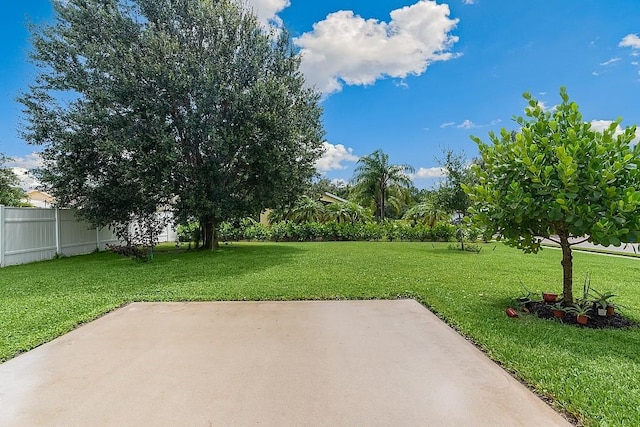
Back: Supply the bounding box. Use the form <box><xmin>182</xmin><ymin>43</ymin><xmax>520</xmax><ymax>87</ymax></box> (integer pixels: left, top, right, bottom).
<box><xmin>126</xmin><ymin>243</ymin><xmax>307</xmax><ymax>287</ymax></box>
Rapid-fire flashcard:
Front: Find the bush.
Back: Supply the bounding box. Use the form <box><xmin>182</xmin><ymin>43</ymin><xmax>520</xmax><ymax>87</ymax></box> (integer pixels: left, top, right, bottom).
<box><xmin>177</xmin><ymin>221</ymin><xmax>201</xmax><ymax>243</ymax></box>
<box><xmin>219</xmin><ymin>221</ymin><xmax>241</xmax><ymax>242</ymax></box>
<box><xmin>431</xmin><ymin>221</ymin><xmax>456</xmax><ymax>241</ymax></box>
<box><xmin>243</xmin><ymin>223</ymin><xmax>271</xmax><ymax>241</ymax></box>
<box><xmin>216</xmin><ymin>218</ymin><xmax>460</xmax><ymax>243</ymax></box>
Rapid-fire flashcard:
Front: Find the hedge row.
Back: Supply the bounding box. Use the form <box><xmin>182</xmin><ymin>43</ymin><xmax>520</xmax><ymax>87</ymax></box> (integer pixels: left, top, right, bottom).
<box><xmin>218</xmin><ymin>220</ymin><xmax>461</xmax><ymax>243</ymax></box>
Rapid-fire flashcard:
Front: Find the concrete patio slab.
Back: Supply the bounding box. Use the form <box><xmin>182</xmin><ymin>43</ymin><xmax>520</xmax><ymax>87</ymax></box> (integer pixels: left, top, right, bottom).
<box><xmin>0</xmin><ymin>300</ymin><xmax>570</xmax><ymax>426</ymax></box>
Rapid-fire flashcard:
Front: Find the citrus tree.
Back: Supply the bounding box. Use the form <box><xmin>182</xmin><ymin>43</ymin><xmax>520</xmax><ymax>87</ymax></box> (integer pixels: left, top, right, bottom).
<box><xmin>465</xmin><ymin>88</ymin><xmax>640</xmax><ymax>304</ymax></box>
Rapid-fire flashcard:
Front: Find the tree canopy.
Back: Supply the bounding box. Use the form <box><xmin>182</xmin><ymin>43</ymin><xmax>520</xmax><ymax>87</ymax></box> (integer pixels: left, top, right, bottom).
<box><xmin>352</xmin><ymin>149</ymin><xmax>414</xmax><ymax>221</ymax></box>
<box><xmin>20</xmin><ymin>0</ymin><xmax>325</xmax><ymax>249</ymax></box>
<box><xmin>465</xmin><ymin>87</ymin><xmax>640</xmax><ymax>303</ymax></box>
<box><xmin>0</xmin><ymin>154</ymin><xmax>27</xmax><ymax>207</ymax></box>
<box><xmin>436</xmin><ymin>149</ymin><xmax>475</xmax><ymax>218</ymax></box>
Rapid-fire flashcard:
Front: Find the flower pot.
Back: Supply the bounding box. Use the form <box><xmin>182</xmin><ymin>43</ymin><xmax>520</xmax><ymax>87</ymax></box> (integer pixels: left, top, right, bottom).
<box><xmin>542</xmin><ymin>293</ymin><xmax>558</xmax><ymax>303</ymax></box>
<box><xmin>553</xmin><ymin>309</ymin><xmax>564</xmax><ymax>318</ymax></box>
<box><xmin>576</xmin><ymin>314</ymin><xmax>588</xmax><ymax>325</ymax></box>
<box><xmin>505</xmin><ymin>307</ymin><xmax>519</xmax><ymax>318</ymax></box>
<box><xmin>597</xmin><ymin>308</ymin><xmax>607</xmax><ymax>316</ymax></box>
<box><xmin>607</xmin><ymin>306</ymin><xmax>615</xmax><ymax>316</ymax></box>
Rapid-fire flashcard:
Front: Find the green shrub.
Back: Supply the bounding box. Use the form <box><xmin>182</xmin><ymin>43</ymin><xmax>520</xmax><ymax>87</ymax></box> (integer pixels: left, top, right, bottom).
<box><xmin>219</xmin><ymin>218</ymin><xmax>459</xmax><ymax>243</ymax></box>
<box><xmin>177</xmin><ymin>221</ymin><xmax>201</xmax><ymax>243</ymax></box>
<box><xmin>431</xmin><ymin>221</ymin><xmax>455</xmax><ymax>241</ymax></box>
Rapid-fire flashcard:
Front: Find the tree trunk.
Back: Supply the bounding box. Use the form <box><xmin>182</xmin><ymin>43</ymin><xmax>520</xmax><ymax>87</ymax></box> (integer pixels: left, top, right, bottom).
<box><xmin>458</xmin><ymin>212</ymin><xmax>465</xmax><ymax>251</ymax></box>
<box><xmin>380</xmin><ymin>187</ymin><xmax>385</xmax><ymax>222</ymax></box>
<box><xmin>201</xmin><ymin>219</ymin><xmax>218</xmax><ymax>251</ymax></box>
<box><xmin>202</xmin><ymin>222</ymin><xmax>212</xmax><ymax>250</ymax></box>
<box><xmin>212</xmin><ymin>224</ymin><xmax>219</xmax><ymax>250</ymax></box>
<box><xmin>559</xmin><ymin>233</ymin><xmax>574</xmax><ymax>305</ymax></box>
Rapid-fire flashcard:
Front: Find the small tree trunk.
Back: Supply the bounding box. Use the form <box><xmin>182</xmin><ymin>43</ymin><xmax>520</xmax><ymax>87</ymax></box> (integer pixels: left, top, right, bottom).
<box><xmin>212</xmin><ymin>222</ymin><xmax>219</xmax><ymax>250</ymax></box>
<box><xmin>202</xmin><ymin>219</ymin><xmax>214</xmax><ymax>250</ymax></box>
<box><xmin>458</xmin><ymin>212</ymin><xmax>465</xmax><ymax>251</ymax></box>
<box><xmin>559</xmin><ymin>233</ymin><xmax>574</xmax><ymax>304</ymax></box>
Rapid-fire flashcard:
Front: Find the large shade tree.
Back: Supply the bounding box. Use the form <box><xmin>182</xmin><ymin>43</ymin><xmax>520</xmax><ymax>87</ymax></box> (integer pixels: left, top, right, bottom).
<box><xmin>20</xmin><ymin>0</ymin><xmax>324</xmax><ymax>249</ymax></box>
<box><xmin>352</xmin><ymin>149</ymin><xmax>414</xmax><ymax>221</ymax></box>
<box><xmin>465</xmin><ymin>88</ymin><xmax>640</xmax><ymax>304</ymax></box>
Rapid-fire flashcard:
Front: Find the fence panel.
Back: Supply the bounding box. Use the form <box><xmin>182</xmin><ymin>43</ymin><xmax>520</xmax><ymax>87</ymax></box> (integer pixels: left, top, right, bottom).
<box><xmin>58</xmin><ymin>209</ymin><xmax>103</xmax><ymax>256</ymax></box>
<box><xmin>2</xmin><ymin>207</ymin><xmax>58</xmax><ymax>266</ymax></box>
<box><xmin>0</xmin><ymin>207</ymin><xmax>176</xmax><ymax>267</ymax></box>
<box><xmin>97</xmin><ymin>226</ymin><xmax>121</xmax><ymax>251</ymax></box>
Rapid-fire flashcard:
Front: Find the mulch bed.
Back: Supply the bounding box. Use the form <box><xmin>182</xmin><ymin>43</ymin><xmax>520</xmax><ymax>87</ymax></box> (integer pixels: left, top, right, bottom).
<box><xmin>523</xmin><ymin>301</ymin><xmax>636</xmax><ymax>329</ymax></box>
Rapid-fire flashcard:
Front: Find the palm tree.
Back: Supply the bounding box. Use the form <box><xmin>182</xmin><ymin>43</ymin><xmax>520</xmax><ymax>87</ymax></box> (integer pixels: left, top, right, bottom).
<box><xmin>325</xmin><ymin>201</ymin><xmax>372</xmax><ymax>224</ymax></box>
<box><xmin>352</xmin><ymin>150</ymin><xmax>415</xmax><ymax>221</ymax></box>
<box><xmin>402</xmin><ymin>200</ymin><xmax>447</xmax><ymax>227</ymax></box>
<box><xmin>289</xmin><ymin>195</ymin><xmax>326</xmax><ymax>224</ymax></box>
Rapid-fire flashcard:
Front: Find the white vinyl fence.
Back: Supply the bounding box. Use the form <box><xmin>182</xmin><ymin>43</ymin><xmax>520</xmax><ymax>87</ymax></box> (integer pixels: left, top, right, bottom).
<box><xmin>0</xmin><ymin>206</ymin><xmax>177</xmax><ymax>267</ymax></box>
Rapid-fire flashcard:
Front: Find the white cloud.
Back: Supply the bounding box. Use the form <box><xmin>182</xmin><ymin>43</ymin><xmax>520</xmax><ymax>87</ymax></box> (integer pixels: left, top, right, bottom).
<box><xmin>590</xmin><ymin>119</ymin><xmax>640</xmax><ymax>144</ymax></box>
<box><xmin>619</xmin><ymin>34</ymin><xmax>640</xmax><ymax>49</ymax></box>
<box><xmin>413</xmin><ymin>167</ymin><xmax>445</xmax><ymax>179</ymax></box>
<box><xmin>600</xmin><ymin>57</ymin><xmax>621</xmax><ymax>66</ymax></box>
<box><xmin>457</xmin><ymin>119</ymin><xmax>475</xmax><ymax>129</ymax></box>
<box><xmin>247</xmin><ymin>0</ymin><xmax>290</xmax><ymax>27</ymax></box>
<box><xmin>5</xmin><ymin>153</ymin><xmax>44</xmax><ymax>190</ymax></box>
<box><xmin>592</xmin><ymin>71</ymin><xmax>600</xmax><ymax>76</ymax></box>
<box><xmin>6</xmin><ymin>152</ymin><xmax>44</xmax><ymax>170</ymax></box>
<box><xmin>463</xmin><ymin>0</ymin><xmax>475</xmax><ymax>4</ymax></box>
<box><xmin>315</xmin><ymin>142</ymin><xmax>359</xmax><ymax>172</ymax></box>
<box><xmin>10</xmin><ymin>168</ymin><xmax>41</xmax><ymax>191</ymax></box>
<box><xmin>537</xmin><ymin>101</ymin><xmax>555</xmax><ymax>112</ymax></box>
<box><xmin>590</xmin><ymin>119</ymin><xmax>619</xmax><ymax>133</ymax></box>
<box><xmin>330</xmin><ymin>178</ymin><xmax>349</xmax><ymax>188</ymax></box>
<box><xmin>441</xmin><ymin>119</ymin><xmax>501</xmax><ymax>129</ymax></box>
<box><xmin>295</xmin><ymin>1</ymin><xmax>460</xmax><ymax>94</ymax></box>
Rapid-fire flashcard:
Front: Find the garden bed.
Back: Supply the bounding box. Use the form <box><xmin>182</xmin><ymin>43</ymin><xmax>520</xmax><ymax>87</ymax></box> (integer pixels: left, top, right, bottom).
<box><xmin>523</xmin><ymin>301</ymin><xmax>636</xmax><ymax>329</ymax></box>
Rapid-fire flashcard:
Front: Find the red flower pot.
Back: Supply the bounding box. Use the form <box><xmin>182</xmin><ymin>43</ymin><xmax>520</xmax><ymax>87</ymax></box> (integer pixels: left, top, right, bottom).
<box><xmin>505</xmin><ymin>307</ymin><xmax>519</xmax><ymax>318</ymax></box>
<box><xmin>542</xmin><ymin>293</ymin><xmax>558</xmax><ymax>303</ymax></box>
<box><xmin>576</xmin><ymin>315</ymin><xmax>588</xmax><ymax>325</ymax></box>
<box><xmin>553</xmin><ymin>309</ymin><xmax>564</xmax><ymax>318</ymax></box>
<box><xmin>607</xmin><ymin>306</ymin><xmax>615</xmax><ymax>316</ymax></box>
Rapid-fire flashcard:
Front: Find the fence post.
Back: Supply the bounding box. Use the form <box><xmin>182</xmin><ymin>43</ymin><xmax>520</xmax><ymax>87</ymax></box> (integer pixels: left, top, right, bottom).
<box><xmin>0</xmin><ymin>205</ymin><xmax>5</xmax><ymax>267</ymax></box>
<box><xmin>96</xmin><ymin>227</ymin><xmax>100</xmax><ymax>251</ymax></box>
<box><xmin>55</xmin><ymin>207</ymin><xmax>62</xmax><ymax>255</ymax></box>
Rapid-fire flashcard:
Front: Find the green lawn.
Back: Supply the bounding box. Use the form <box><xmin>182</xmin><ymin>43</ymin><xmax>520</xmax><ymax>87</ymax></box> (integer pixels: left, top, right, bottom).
<box><xmin>1</xmin><ymin>242</ymin><xmax>639</xmax><ymax>426</ymax></box>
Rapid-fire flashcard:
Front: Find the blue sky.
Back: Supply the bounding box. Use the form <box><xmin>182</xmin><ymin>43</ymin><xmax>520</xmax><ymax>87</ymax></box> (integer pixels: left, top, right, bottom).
<box><xmin>2</xmin><ymin>0</ymin><xmax>640</xmax><ymax>189</ymax></box>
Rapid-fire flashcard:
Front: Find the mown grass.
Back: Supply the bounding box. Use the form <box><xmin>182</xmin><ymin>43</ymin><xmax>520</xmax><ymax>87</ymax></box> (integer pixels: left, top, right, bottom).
<box><xmin>1</xmin><ymin>242</ymin><xmax>639</xmax><ymax>426</ymax></box>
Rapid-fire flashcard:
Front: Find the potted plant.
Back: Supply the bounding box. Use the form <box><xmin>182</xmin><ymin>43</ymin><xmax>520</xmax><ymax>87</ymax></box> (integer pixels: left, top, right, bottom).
<box><xmin>566</xmin><ymin>303</ymin><xmax>590</xmax><ymax>325</ymax></box>
<box><xmin>542</xmin><ymin>292</ymin><xmax>558</xmax><ymax>303</ymax></box>
<box><xmin>551</xmin><ymin>302</ymin><xmax>565</xmax><ymax>319</ymax></box>
<box><xmin>590</xmin><ymin>288</ymin><xmax>616</xmax><ymax>317</ymax></box>
<box><xmin>595</xmin><ymin>302</ymin><xmax>608</xmax><ymax>317</ymax></box>
<box><xmin>515</xmin><ymin>284</ymin><xmax>536</xmax><ymax>312</ymax></box>
<box><xmin>607</xmin><ymin>304</ymin><xmax>616</xmax><ymax>316</ymax></box>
